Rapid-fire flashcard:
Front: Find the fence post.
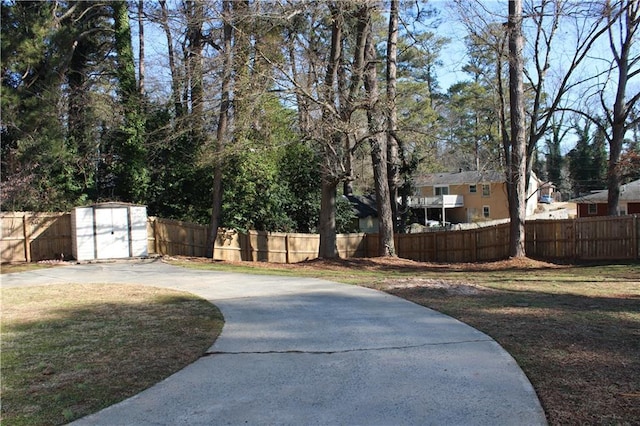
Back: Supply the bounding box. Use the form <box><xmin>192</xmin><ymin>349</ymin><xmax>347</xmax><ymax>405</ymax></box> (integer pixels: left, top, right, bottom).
<box><xmin>471</xmin><ymin>228</ymin><xmax>477</xmax><ymax>262</ymax></box>
<box><xmin>634</xmin><ymin>214</ymin><xmax>639</xmax><ymax>261</ymax></box>
<box><xmin>152</xmin><ymin>217</ymin><xmax>159</xmax><ymax>255</ymax></box>
<box><xmin>573</xmin><ymin>219</ymin><xmax>578</xmax><ymax>261</ymax></box>
<box><xmin>285</xmin><ymin>234</ymin><xmax>290</xmax><ymax>264</ymax></box>
<box><xmin>22</xmin><ymin>214</ymin><xmax>31</xmax><ymax>263</ymax></box>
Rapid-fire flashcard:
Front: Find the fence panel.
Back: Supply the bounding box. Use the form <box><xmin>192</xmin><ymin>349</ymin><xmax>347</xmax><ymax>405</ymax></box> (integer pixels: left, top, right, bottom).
<box><xmin>526</xmin><ymin>219</ymin><xmax>576</xmax><ymax>259</ymax></box>
<box><xmin>286</xmin><ymin>233</ymin><xmax>320</xmax><ymax>262</ymax></box>
<box><xmin>337</xmin><ymin>233</ymin><xmax>367</xmax><ymax>258</ymax></box>
<box><xmin>576</xmin><ymin>216</ymin><xmax>637</xmax><ymax>260</ymax></box>
<box><xmin>1</xmin><ymin>213</ymin><xmax>28</xmax><ymax>262</ymax></box>
<box><xmin>1</xmin><ymin>212</ymin><xmax>71</xmax><ymax>262</ymax></box>
<box><xmin>396</xmin><ymin>232</ymin><xmax>436</xmax><ymax>261</ymax></box>
<box><xmin>475</xmin><ymin>223</ymin><xmax>510</xmax><ymax>261</ymax></box>
<box><xmin>244</xmin><ymin>231</ymin><xmax>287</xmax><ymax>263</ymax></box>
<box><xmin>435</xmin><ymin>231</ymin><xmax>476</xmax><ymax>263</ymax></box>
<box><xmin>30</xmin><ymin>214</ymin><xmax>72</xmax><ymax>261</ymax></box>
<box><xmin>151</xmin><ymin>217</ymin><xmax>208</xmax><ymax>257</ymax></box>
<box><xmin>213</xmin><ymin>229</ymin><xmax>243</xmax><ymax>262</ymax></box>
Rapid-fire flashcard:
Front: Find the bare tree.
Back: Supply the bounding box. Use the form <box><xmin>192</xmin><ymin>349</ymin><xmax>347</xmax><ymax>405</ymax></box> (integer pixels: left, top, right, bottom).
<box><xmin>317</xmin><ymin>2</ymin><xmax>346</xmax><ymax>259</ymax></box>
<box><xmin>206</xmin><ymin>0</ymin><xmax>233</xmax><ymax>258</ymax></box>
<box><xmin>155</xmin><ymin>0</ymin><xmax>185</xmax><ymax>117</ymax></box>
<box><xmin>365</xmin><ymin>3</ymin><xmax>395</xmax><ymax>257</ymax></box>
<box><xmin>455</xmin><ymin>0</ymin><xmax>616</xmax><ymax>255</ymax></box>
<box><xmin>600</xmin><ymin>0</ymin><xmax>639</xmax><ymax>215</ymax></box>
<box><xmin>557</xmin><ymin>1</ymin><xmax>639</xmax><ymax>214</ymax></box>
<box><xmin>386</xmin><ymin>0</ymin><xmax>400</xmax><ymax>231</ymax></box>
<box><xmin>522</xmin><ymin>1</ymin><xmax>611</xmax><ymax>191</ymax></box>
<box><xmin>507</xmin><ymin>0</ymin><xmax>527</xmax><ymax>258</ymax></box>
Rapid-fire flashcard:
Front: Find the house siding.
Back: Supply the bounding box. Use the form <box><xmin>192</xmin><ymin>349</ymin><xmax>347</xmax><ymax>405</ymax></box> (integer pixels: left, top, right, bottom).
<box><xmin>418</xmin><ymin>182</ymin><xmax>510</xmax><ymax>221</ymax></box>
<box><xmin>578</xmin><ymin>202</ymin><xmax>640</xmax><ymax>217</ymax></box>
<box><xmin>577</xmin><ymin>203</ymin><xmax>609</xmax><ymax>217</ymax></box>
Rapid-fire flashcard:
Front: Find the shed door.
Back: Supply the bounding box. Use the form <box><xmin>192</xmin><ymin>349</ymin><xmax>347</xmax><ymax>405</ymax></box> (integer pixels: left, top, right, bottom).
<box><xmin>95</xmin><ymin>208</ymin><xmax>130</xmax><ymax>259</ymax></box>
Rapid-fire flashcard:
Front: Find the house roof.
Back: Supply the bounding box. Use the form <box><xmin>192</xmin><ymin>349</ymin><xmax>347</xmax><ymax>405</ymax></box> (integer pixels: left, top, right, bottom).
<box><xmin>344</xmin><ymin>194</ymin><xmax>377</xmax><ymax>218</ymax></box>
<box><xmin>569</xmin><ymin>179</ymin><xmax>640</xmax><ymax>203</ymax></box>
<box><xmin>414</xmin><ymin>170</ymin><xmax>506</xmax><ymax>187</ymax></box>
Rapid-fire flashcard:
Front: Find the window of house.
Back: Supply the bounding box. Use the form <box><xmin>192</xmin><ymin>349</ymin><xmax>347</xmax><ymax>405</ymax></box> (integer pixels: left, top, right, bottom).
<box><xmin>482</xmin><ymin>184</ymin><xmax>490</xmax><ymax>197</ymax></box>
<box><xmin>469</xmin><ymin>184</ymin><xmax>477</xmax><ymax>193</ymax></box>
<box><xmin>483</xmin><ymin>206</ymin><xmax>490</xmax><ymax>218</ymax></box>
<box><xmin>435</xmin><ymin>186</ymin><xmax>449</xmax><ymax>196</ymax></box>
<box><xmin>588</xmin><ymin>204</ymin><xmax>597</xmax><ymax>215</ymax></box>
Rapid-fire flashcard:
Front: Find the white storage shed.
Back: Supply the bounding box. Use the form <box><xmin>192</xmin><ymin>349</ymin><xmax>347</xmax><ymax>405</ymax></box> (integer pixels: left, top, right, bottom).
<box><xmin>71</xmin><ymin>203</ymin><xmax>148</xmax><ymax>261</ymax></box>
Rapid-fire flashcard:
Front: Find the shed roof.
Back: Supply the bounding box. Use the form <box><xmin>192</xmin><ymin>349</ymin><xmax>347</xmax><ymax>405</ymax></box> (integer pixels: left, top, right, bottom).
<box><xmin>76</xmin><ymin>202</ymin><xmax>146</xmax><ymax>209</ymax></box>
<box><xmin>344</xmin><ymin>194</ymin><xmax>377</xmax><ymax>218</ymax></box>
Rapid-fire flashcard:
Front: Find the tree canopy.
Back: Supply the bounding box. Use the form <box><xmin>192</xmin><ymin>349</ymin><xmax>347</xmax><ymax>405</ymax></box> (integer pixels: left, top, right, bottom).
<box><xmin>2</xmin><ymin>0</ymin><xmax>638</xmax><ymax>258</ymax></box>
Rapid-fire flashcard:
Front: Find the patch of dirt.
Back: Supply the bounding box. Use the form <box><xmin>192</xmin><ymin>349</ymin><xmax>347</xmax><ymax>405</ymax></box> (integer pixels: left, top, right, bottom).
<box><xmin>380</xmin><ymin>277</ymin><xmax>489</xmax><ymax>295</ymax></box>
<box><xmin>165</xmin><ymin>255</ymin><xmax>562</xmax><ymax>272</ymax></box>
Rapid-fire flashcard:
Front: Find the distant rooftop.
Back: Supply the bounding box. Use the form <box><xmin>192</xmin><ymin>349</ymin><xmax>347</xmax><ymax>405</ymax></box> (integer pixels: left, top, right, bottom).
<box><xmin>344</xmin><ymin>194</ymin><xmax>377</xmax><ymax>218</ymax></box>
<box><xmin>414</xmin><ymin>170</ymin><xmax>505</xmax><ymax>186</ymax></box>
<box><xmin>569</xmin><ymin>179</ymin><xmax>640</xmax><ymax>203</ymax></box>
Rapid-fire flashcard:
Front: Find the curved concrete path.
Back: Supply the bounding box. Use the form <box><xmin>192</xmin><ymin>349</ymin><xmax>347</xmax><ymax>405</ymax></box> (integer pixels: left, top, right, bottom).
<box><xmin>2</xmin><ymin>259</ymin><xmax>546</xmax><ymax>425</ymax></box>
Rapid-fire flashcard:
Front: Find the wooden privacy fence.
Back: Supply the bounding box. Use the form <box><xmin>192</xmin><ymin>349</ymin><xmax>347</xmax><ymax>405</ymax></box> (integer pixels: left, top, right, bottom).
<box><xmin>2</xmin><ymin>212</ymin><xmax>639</xmax><ymax>263</ymax></box>
<box><xmin>1</xmin><ymin>212</ymin><xmax>72</xmax><ymax>263</ymax></box>
<box><xmin>526</xmin><ymin>215</ymin><xmax>639</xmax><ymax>260</ymax></box>
<box><xmin>150</xmin><ymin>217</ymin><xmax>367</xmax><ymax>263</ymax></box>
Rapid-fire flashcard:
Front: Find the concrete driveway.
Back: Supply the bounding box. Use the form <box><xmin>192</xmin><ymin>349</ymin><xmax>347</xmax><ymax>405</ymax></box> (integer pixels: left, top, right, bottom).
<box><xmin>1</xmin><ymin>259</ymin><xmax>546</xmax><ymax>425</ymax></box>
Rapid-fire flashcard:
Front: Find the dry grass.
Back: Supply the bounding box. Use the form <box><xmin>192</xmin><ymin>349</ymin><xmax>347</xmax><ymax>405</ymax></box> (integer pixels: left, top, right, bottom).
<box><xmin>1</xmin><ymin>284</ymin><xmax>223</xmax><ymax>426</ymax></box>
<box><xmin>169</xmin><ymin>256</ymin><xmax>640</xmax><ymax>425</ymax></box>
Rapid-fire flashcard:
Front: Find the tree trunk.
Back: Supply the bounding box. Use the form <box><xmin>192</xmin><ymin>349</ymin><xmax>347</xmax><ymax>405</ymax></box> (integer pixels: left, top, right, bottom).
<box><xmin>386</xmin><ymin>0</ymin><xmax>400</xmax><ymax>232</ymax></box>
<box><xmin>364</xmin><ymin>5</ymin><xmax>395</xmax><ymax>257</ymax></box>
<box><xmin>606</xmin><ymin>0</ymin><xmax>638</xmax><ymax>215</ymax></box>
<box><xmin>507</xmin><ymin>0</ymin><xmax>526</xmax><ymax>258</ymax></box>
<box><xmin>137</xmin><ymin>0</ymin><xmax>144</xmax><ymax>97</ymax></box>
<box><xmin>318</xmin><ymin>177</ymin><xmax>339</xmax><ymax>259</ymax></box>
<box><xmin>317</xmin><ymin>3</ymin><xmax>343</xmax><ymax>259</ymax></box>
<box><xmin>158</xmin><ymin>0</ymin><xmax>183</xmax><ymax>117</ymax></box>
<box><xmin>186</xmin><ymin>0</ymin><xmax>204</xmax><ymax>141</ymax></box>
<box><xmin>206</xmin><ymin>0</ymin><xmax>233</xmax><ymax>258</ymax></box>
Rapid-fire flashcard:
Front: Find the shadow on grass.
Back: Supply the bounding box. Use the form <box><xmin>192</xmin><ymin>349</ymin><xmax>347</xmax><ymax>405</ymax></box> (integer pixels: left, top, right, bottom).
<box><xmin>1</xmin><ymin>289</ymin><xmax>223</xmax><ymax>426</ymax></box>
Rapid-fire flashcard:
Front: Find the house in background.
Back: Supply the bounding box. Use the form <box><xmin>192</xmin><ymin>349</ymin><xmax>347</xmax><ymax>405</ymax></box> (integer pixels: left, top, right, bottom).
<box><xmin>538</xmin><ymin>181</ymin><xmax>557</xmax><ymax>199</ymax></box>
<box><xmin>344</xmin><ymin>194</ymin><xmax>379</xmax><ymax>233</ymax></box>
<box><xmin>408</xmin><ymin>170</ymin><xmax>541</xmax><ymax>224</ymax></box>
<box><xmin>570</xmin><ymin>179</ymin><xmax>640</xmax><ymax>217</ymax></box>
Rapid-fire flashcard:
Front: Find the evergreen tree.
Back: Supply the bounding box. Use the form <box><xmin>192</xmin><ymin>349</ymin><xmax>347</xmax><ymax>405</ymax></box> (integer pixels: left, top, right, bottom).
<box><xmin>1</xmin><ymin>2</ymin><xmax>83</xmax><ymax>210</ymax></box>
<box><xmin>109</xmin><ymin>0</ymin><xmax>149</xmax><ymax>203</ymax></box>
<box><xmin>568</xmin><ymin>120</ymin><xmax>607</xmax><ymax>196</ymax></box>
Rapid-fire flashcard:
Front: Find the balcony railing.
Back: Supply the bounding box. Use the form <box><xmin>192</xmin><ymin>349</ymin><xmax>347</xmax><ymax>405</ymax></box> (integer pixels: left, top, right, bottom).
<box><xmin>407</xmin><ymin>195</ymin><xmax>464</xmax><ymax>208</ymax></box>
